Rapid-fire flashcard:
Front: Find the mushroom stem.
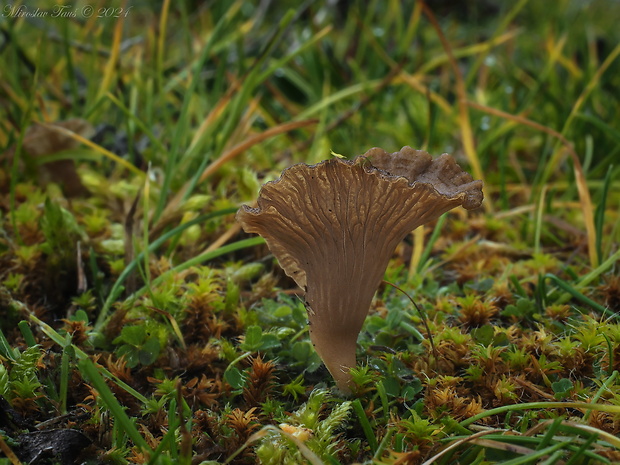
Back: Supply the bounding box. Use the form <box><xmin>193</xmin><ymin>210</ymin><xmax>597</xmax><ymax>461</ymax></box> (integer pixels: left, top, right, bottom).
<box><xmin>308</xmin><ymin>325</ymin><xmax>357</xmax><ymax>394</ymax></box>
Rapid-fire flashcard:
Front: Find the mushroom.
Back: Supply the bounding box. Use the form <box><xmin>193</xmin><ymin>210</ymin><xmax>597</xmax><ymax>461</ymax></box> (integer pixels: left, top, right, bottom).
<box><xmin>237</xmin><ymin>146</ymin><xmax>483</xmax><ymax>393</ymax></box>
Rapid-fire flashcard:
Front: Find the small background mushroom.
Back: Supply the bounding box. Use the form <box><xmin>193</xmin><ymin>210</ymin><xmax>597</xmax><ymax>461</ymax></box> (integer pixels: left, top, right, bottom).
<box><xmin>237</xmin><ymin>146</ymin><xmax>483</xmax><ymax>393</ymax></box>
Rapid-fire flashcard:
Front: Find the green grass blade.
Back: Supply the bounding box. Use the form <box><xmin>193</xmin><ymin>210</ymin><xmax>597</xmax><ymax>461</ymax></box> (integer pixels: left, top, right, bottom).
<box><xmin>460</xmin><ymin>401</ymin><xmax>620</xmax><ymax>429</ymax></box>
<box><xmin>130</xmin><ymin>236</ymin><xmax>265</xmax><ymax>300</ymax></box>
<box><xmin>563</xmin><ymin>433</ymin><xmax>601</xmax><ymax>465</ymax></box>
<box><xmin>18</xmin><ymin>320</ymin><xmax>36</xmax><ymax>347</ymax></box>
<box><xmin>352</xmin><ymin>399</ymin><xmax>378</xmax><ymax>453</ymax></box>
<box><xmin>544</xmin><ymin>272</ymin><xmax>617</xmax><ymax>318</ymax></box>
<box><xmin>28</xmin><ymin>314</ymin><xmax>149</xmax><ymax>404</ymax></box>
<box><xmin>575</xmin><ymin>247</ymin><xmax>620</xmax><ymax>290</ymax></box>
<box><xmin>59</xmin><ymin>337</ymin><xmax>73</xmax><ymax>414</ymax></box>
<box><xmin>0</xmin><ymin>328</ymin><xmax>18</xmax><ymax>361</ymax></box>
<box><xmin>494</xmin><ymin>441</ymin><xmax>570</xmax><ymax>465</ymax></box>
<box><xmin>78</xmin><ymin>357</ymin><xmax>150</xmax><ymax>453</ymax></box>
<box><xmin>594</xmin><ymin>165</ymin><xmax>613</xmax><ymax>264</ymax></box>
<box><xmin>97</xmin><ymin>207</ymin><xmax>238</xmax><ymax>328</ymax></box>
<box><xmin>417</xmin><ymin>213</ymin><xmax>447</xmax><ymax>274</ymax></box>
<box><xmin>155</xmin><ymin>2</ymin><xmax>242</xmax><ymax>221</ymax></box>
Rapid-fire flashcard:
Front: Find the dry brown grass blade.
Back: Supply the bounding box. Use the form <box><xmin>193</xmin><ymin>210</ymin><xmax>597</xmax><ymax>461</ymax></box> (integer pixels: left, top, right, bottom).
<box><xmin>157</xmin><ymin>0</ymin><xmax>172</xmax><ymax>91</ymax></box>
<box><xmin>76</xmin><ymin>241</ymin><xmax>87</xmax><ymax>294</ymax></box>
<box><xmin>154</xmin><ymin>118</ymin><xmax>318</xmax><ymax>232</ymax></box>
<box><xmin>187</xmin><ymin>78</ymin><xmax>240</xmax><ymax>154</ymax></box>
<box><xmin>200</xmin><ymin>119</ymin><xmax>318</xmax><ymax>182</ymax></box>
<box><xmin>225</xmin><ymin>97</ymin><xmax>263</xmax><ymax>157</ymax></box>
<box><xmin>397</xmin><ymin>72</ymin><xmax>452</xmax><ymax>114</ymax></box>
<box><xmin>97</xmin><ymin>0</ymin><xmax>126</xmax><ymax>101</ymax></box>
<box><xmin>421</xmin><ymin>429</ymin><xmax>504</xmax><ymax>465</ymax></box>
<box><xmin>0</xmin><ymin>434</ymin><xmax>23</xmax><ymax>465</ymax></box>
<box><xmin>408</xmin><ymin>225</ymin><xmax>425</xmax><ymax>278</ymax></box>
<box><xmin>525</xmin><ymin>419</ymin><xmax>620</xmax><ymax>449</ymax></box>
<box><xmin>187</xmin><ymin>67</ymin><xmax>255</xmax><ymax>157</ymax></box>
<box><xmin>467</xmin><ymin>438</ymin><xmax>535</xmax><ymax>455</ymax></box>
<box><xmin>421</xmin><ymin>2</ymin><xmax>490</xmax><ymax>213</ymax></box>
<box><xmin>39</xmin><ymin>123</ymin><xmax>144</xmax><ymax>177</ymax></box>
<box><xmin>466</xmin><ymin>100</ymin><xmax>598</xmax><ymax>268</ymax></box>
<box><xmin>202</xmin><ymin>222</ymin><xmax>242</xmax><ymax>255</ymax></box>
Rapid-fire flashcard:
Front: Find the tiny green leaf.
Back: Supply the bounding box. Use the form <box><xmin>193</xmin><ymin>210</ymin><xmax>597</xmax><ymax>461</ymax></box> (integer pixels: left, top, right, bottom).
<box><xmin>241</xmin><ymin>325</ymin><xmax>263</xmax><ymax>351</ymax></box>
<box><xmin>224</xmin><ymin>366</ymin><xmax>246</xmax><ymax>390</ymax></box>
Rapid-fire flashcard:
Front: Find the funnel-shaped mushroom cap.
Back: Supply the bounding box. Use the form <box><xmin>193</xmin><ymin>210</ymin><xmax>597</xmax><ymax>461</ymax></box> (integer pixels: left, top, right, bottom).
<box><xmin>237</xmin><ymin>146</ymin><xmax>483</xmax><ymax>393</ymax></box>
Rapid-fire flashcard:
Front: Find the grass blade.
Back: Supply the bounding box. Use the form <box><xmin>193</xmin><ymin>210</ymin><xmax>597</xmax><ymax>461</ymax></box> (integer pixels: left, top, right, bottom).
<box><xmin>129</xmin><ymin>236</ymin><xmax>265</xmax><ymax>300</ymax></box>
<box><xmin>97</xmin><ymin>207</ymin><xmax>238</xmax><ymax>328</ymax></box>
<box><xmin>352</xmin><ymin>399</ymin><xmax>378</xmax><ymax>453</ymax></box>
<box><xmin>78</xmin><ymin>357</ymin><xmax>150</xmax><ymax>453</ymax></box>
<box><xmin>594</xmin><ymin>165</ymin><xmax>613</xmax><ymax>264</ymax></box>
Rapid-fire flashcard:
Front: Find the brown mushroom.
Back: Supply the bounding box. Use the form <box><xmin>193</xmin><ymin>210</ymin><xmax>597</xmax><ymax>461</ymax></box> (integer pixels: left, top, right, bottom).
<box><xmin>237</xmin><ymin>146</ymin><xmax>483</xmax><ymax>393</ymax></box>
